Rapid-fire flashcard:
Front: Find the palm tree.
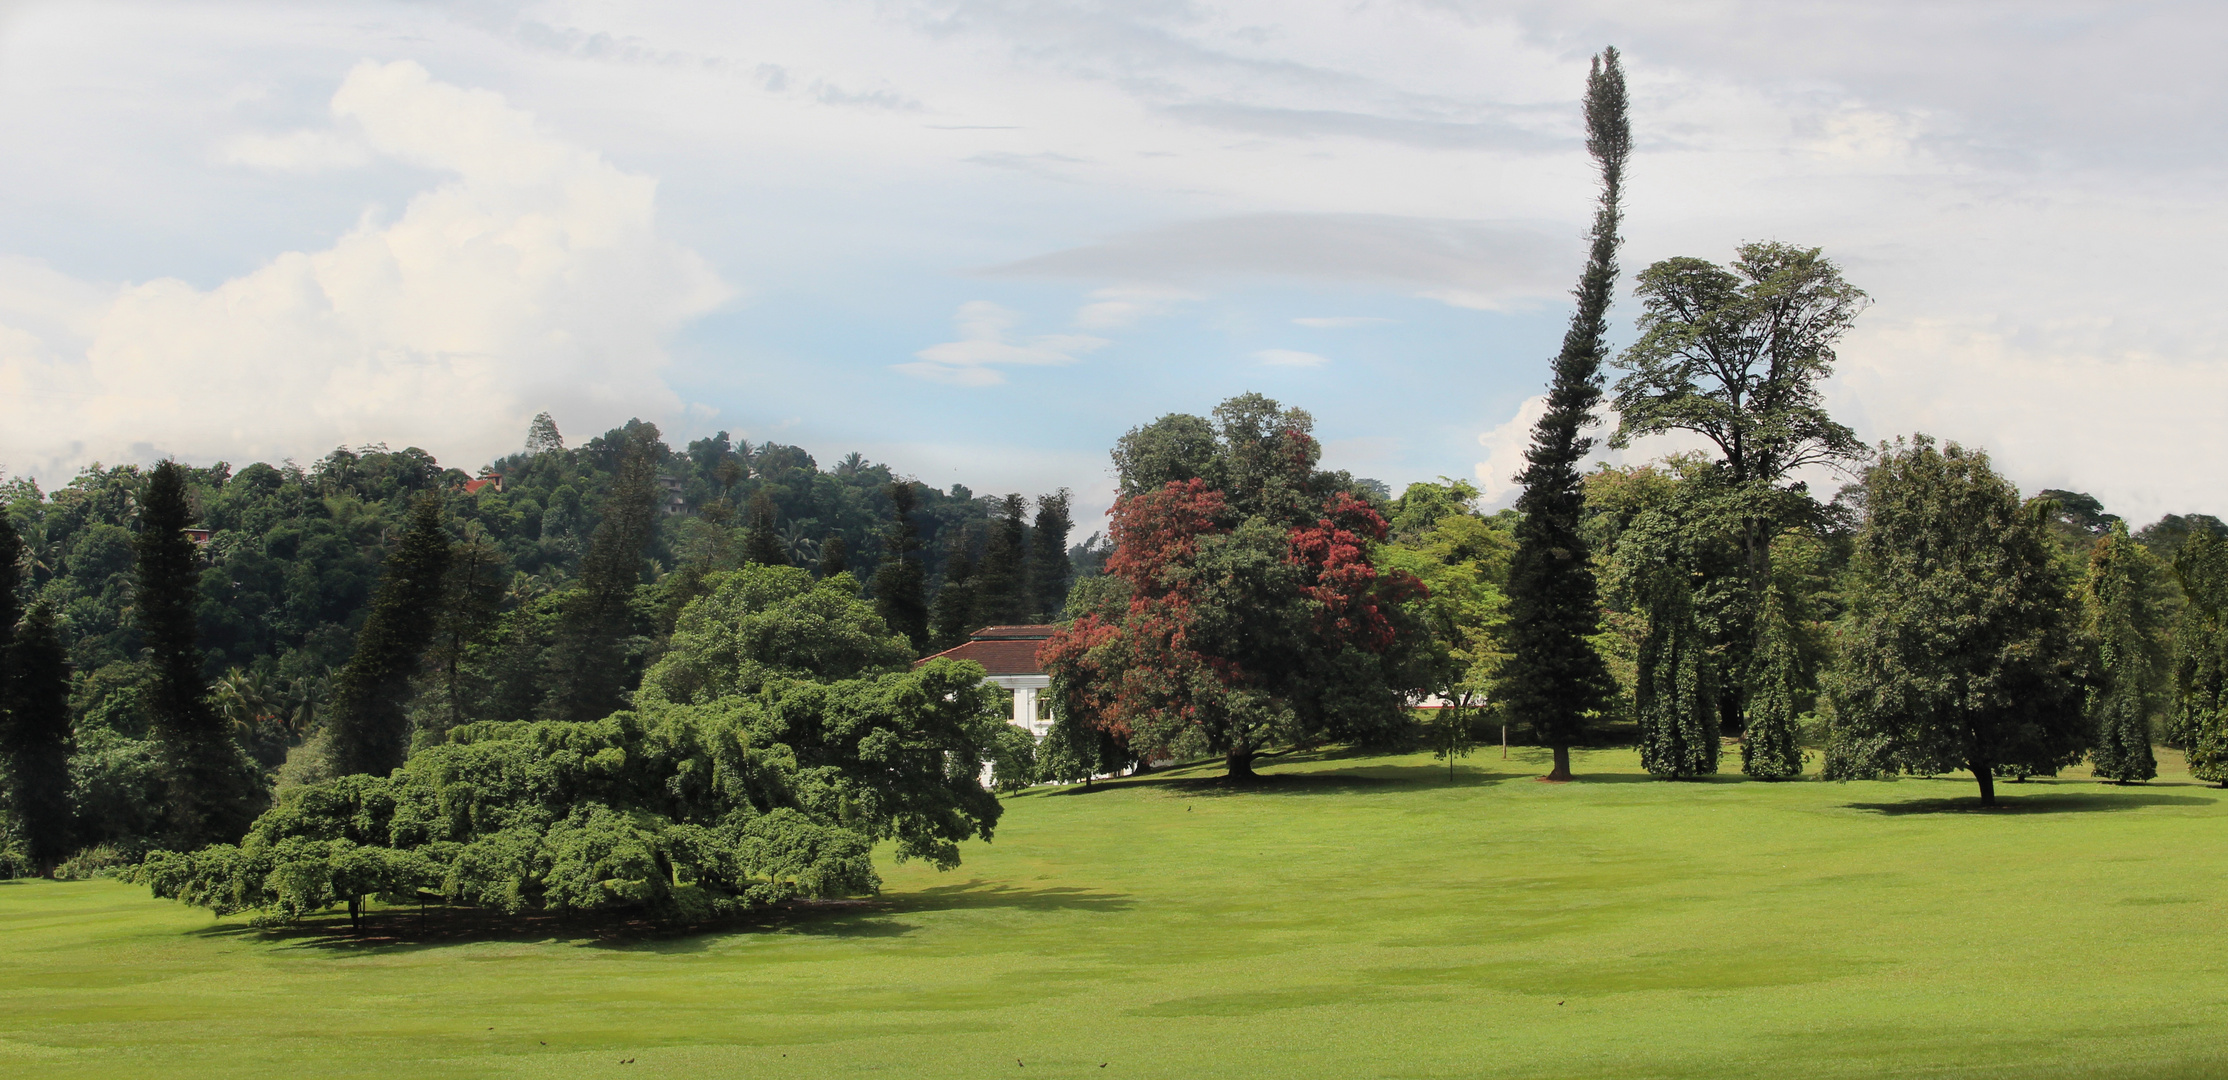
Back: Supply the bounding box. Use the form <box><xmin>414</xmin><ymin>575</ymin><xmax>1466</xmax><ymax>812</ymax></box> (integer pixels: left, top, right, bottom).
<box><xmin>779</xmin><ymin>520</ymin><xmax>820</xmax><ymax>567</ymax></box>
<box><xmin>213</xmin><ymin>668</ymin><xmax>282</xmax><ymax>738</ymax></box>
<box><xmin>835</xmin><ymin>451</ymin><xmax>867</xmax><ymax>477</ymax></box>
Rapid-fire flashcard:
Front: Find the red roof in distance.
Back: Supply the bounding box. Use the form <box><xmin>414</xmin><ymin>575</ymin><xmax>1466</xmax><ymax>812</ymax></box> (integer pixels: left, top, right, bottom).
<box><xmin>915</xmin><ymin>625</ymin><xmax>1059</xmax><ymax>676</ymax></box>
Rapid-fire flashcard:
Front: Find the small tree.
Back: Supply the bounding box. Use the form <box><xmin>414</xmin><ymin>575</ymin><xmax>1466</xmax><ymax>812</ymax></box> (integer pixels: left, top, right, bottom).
<box><xmin>2085</xmin><ymin>522</ymin><xmax>2159</xmax><ymax>783</ymax></box>
<box><xmin>1502</xmin><ymin>47</ymin><xmax>1627</xmax><ymax>782</ymax></box>
<box><xmin>1633</xmin><ymin>570</ymin><xmax>1719</xmax><ymax>779</ymax></box>
<box><xmin>1824</xmin><ymin>438</ymin><xmax>2086</xmax><ymax>805</ymax></box>
<box><xmin>1741</xmin><ymin>586</ymin><xmax>1806</xmax><ymax>779</ymax></box>
<box><xmin>327</xmin><ymin>496</ymin><xmax>453</xmax><ymax>776</ymax></box>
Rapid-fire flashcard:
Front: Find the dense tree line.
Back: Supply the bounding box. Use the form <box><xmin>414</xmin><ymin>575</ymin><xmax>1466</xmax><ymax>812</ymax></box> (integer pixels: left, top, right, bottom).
<box><xmin>0</xmin><ymin>414</ymin><xmax>1087</xmax><ymax>875</ymax></box>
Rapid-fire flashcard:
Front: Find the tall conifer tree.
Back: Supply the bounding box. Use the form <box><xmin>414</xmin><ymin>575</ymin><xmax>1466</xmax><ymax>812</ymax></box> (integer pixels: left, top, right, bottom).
<box><xmin>327</xmin><ymin>495</ymin><xmax>453</xmax><ymax>776</ymax></box>
<box><xmin>872</xmin><ymin>482</ymin><xmax>930</xmax><ymax>652</ymax></box>
<box><xmin>1502</xmin><ymin>47</ymin><xmax>1627</xmax><ymax>782</ymax></box>
<box><xmin>2173</xmin><ymin>533</ymin><xmax>2228</xmax><ymax>785</ymax></box>
<box><xmin>4</xmin><ymin>603</ymin><xmax>75</xmax><ymax>873</ymax></box>
<box><xmin>550</xmin><ymin>431</ymin><xmax>661</xmax><ymax>723</ymax></box>
<box><xmin>1029</xmin><ymin>490</ymin><xmax>1074</xmax><ymax>621</ymax></box>
<box><xmin>931</xmin><ymin>535</ymin><xmax>980</xmax><ymax>649</ymax></box>
<box><xmin>973</xmin><ymin>495</ymin><xmax>1028</xmax><ymax>627</ymax></box>
<box><xmin>2086</xmin><ymin>523</ymin><xmax>2159</xmax><ymax>782</ymax></box>
<box><xmin>138</xmin><ymin>461</ymin><xmax>258</xmax><ymax>844</ymax></box>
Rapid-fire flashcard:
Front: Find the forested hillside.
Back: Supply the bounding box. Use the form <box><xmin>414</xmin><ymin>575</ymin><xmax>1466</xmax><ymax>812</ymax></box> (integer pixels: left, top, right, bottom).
<box><xmin>0</xmin><ymin>414</ymin><xmax>1083</xmax><ymax>870</ymax></box>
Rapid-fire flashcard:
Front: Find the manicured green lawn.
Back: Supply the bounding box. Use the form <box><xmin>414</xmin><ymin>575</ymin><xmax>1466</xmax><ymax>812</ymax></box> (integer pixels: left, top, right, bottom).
<box><xmin>6</xmin><ymin>746</ymin><xmax>2228</xmax><ymax>1079</ymax></box>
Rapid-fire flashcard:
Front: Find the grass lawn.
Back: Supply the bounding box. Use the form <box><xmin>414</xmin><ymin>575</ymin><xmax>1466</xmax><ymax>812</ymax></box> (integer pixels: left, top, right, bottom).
<box><xmin>5</xmin><ymin>745</ymin><xmax>2228</xmax><ymax>1079</ymax></box>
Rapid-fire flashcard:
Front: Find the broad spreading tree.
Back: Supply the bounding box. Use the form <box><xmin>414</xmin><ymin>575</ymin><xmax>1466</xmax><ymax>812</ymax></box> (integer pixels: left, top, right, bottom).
<box><xmin>1501</xmin><ymin>46</ymin><xmax>1627</xmax><ymax>782</ymax></box>
<box><xmin>326</xmin><ymin>495</ymin><xmax>453</xmax><ymax>776</ymax></box>
<box><xmin>1610</xmin><ymin>241</ymin><xmax>1866</xmax><ymax>757</ymax></box>
<box><xmin>2085</xmin><ymin>522</ymin><xmax>2160</xmax><ymax>783</ymax></box>
<box><xmin>1042</xmin><ymin>394</ymin><xmax>1425</xmax><ymax>779</ymax></box>
<box><xmin>1824</xmin><ymin>438</ymin><xmax>2086</xmax><ymax>805</ymax></box>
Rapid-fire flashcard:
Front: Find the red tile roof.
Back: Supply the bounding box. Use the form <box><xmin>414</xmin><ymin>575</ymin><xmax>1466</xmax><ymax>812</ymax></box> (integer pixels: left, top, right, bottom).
<box><xmin>915</xmin><ymin>624</ymin><xmax>1059</xmax><ymax>675</ymax></box>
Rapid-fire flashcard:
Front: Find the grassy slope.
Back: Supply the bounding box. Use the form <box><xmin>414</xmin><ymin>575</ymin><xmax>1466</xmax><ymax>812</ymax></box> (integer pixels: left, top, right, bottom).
<box><xmin>5</xmin><ymin>747</ymin><xmax>2227</xmax><ymax>1079</ymax></box>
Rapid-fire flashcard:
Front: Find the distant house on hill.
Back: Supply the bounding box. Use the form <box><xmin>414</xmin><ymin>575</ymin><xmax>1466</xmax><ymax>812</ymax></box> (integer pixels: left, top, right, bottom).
<box><xmin>459</xmin><ymin>475</ymin><xmax>503</xmax><ymax>496</ymax></box>
<box><xmin>654</xmin><ymin>475</ymin><xmax>688</xmax><ymax>516</ymax></box>
<box><xmin>916</xmin><ymin>625</ymin><xmax>1056</xmax><ymax>738</ymax></box>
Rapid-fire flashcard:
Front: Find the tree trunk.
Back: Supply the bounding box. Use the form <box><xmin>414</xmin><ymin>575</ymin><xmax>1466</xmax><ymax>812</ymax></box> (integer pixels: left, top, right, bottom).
<box><xmin>347</xmin><ymin>895</ymin><xmax>363</xmax><ymax>930</ymax></box>
<box><xmin>1972</xmin><ymin>765</ymin><xmax>1997</xmax><ymax>806</ymax></box>
<box><xmin>1544</xmin><ymin>743</ymin><xmax>1572</xmax><ymax>782</ymax></box>
<box><xmin>1226</xmin><ymin>746</ymin><xmax>1257</xmax><ymax>780</ymax></box>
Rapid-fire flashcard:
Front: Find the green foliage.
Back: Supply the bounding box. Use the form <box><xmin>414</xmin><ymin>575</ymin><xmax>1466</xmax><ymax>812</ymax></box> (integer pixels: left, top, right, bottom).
<box><xmin>1028</xmin><ymin>490</ymin><xmax>1073</xmax><ymax>621</ymax></box>
<box><xmin>1823</xmin><ymin>438</ymin><xmax>2086</xmax><ymax>804</ymax></box>
<box><xmin>2172</xmin><ymin>533</ymin><xmax>2228</xmax><ymax>785</ymax></box>
<box><xmin>871</xmin><ymin>482</ymin><xmax>930</xmax><ymax>653</ymax></box>
<box><xmin>637</xmin><ymin>565</ymin><xmax>911</xmax><ymax>705</ymax></box>
<box><xmin>1377</xmin><ymin>511</ymin><xmax>1515</xmax><ymax>727</ymax></box>
<box><xmin>1633</xmin><ymin>571</ymin><xmax>1719</xmax><ymax>779</ymax></box>
<box><xmin>135</xmin><ymin>650</ymin><xmax>1011</xmax><ymax>923</ymax></box>
<box><xmin>1741</xmin><ymin>586</ymin><xmax>1806</xmax><ymax>780</ymax></box>
<box><xmin>2084</xmin><ymin>523</ymin><xmax>2160</xmax><ymax>783</ymax></box>
<box><xmin>327</xmin><ymin>496</ymin><xmax>452</xmax><ymax>776</ymax></box>
<box><xmin>139</xmin><ymin>461</ymin><xmax>265</xmax><ymax>845</ymax></box>
<box><xmin>549</xmin><ymin>431</ymin><xmax>661</xmax><ymax>723</ymax></box>
<box><xmin>1110</xmin><ymin>412</ymin><xmax>1219</xmax><ymax>496</ymax></box>
<box><xmin>1502</xmin><ymin>49</ymin><xmax>1626</xmax><ymax>780</ymax></box>
<box><xmin>3</xmin><ymin>603</ymin><xmax>76</xmax><ymax>871</ymax></box>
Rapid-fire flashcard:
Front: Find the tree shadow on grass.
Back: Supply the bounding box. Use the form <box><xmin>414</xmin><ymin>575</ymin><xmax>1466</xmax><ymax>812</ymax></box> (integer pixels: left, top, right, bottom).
<box><xmin>180</xmin><ymin>880</ymin><xmax>1130</xmax><ymax>954</ymax></box>
<box><xmin>1844</xmin><ymin>790</ymin><xmax>2214</xmax><ymax>815</ymax></box>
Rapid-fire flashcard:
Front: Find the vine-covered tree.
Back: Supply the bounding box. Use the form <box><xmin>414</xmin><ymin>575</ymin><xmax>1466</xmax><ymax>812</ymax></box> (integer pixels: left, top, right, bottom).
<box><xmin>1824</xmin><ymin>438</ymin><xmax>2086</xmax><ymax>805</ymax></box>
<box><xmin>2085</xmin><ymin>522</ymin><xmax>2160</xmax><ymax>783</ymax></box>
<box><xmin>1740</xmin><ymin>586</ymin><xmax>1806</xmax><ymax>779</ymax></box>
<box><xmin>2171</xmin><ymin>532</ymin><xmax>2228</xmax><ymax>785</ymax></box>
<box><xmin>871</xmin><ymin>482</ymin><xmax>929</xmax><ymax>653</ymax></box>
<box><xmin>1502</xmin><ymin>46</ymin><xmax>1627</xmax><ymax>783</ymax></box>
<box><xmin>1633</xmin><ymin>569</ymin><xmax>1719</xmax><ymax>779</ymax></box>
<box><xmin>326</xmin><ymin>496</ymin><xmax>453</xmax><ymax>776</ymax></box>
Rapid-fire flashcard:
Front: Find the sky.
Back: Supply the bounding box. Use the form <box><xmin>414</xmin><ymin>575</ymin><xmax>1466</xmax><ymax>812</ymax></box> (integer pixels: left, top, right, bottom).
<box><xmin>1</xmin><ymin>1</ymin><xmax>2223</xmax><ymax>528</ymax></box>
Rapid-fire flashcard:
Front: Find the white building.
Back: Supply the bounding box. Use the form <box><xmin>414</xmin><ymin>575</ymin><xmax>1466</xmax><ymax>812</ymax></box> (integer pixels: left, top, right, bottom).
<box><xmin>916</xmin><ymin>625</ymin><xmax>1055</xmax><ymax>739</ymax></box>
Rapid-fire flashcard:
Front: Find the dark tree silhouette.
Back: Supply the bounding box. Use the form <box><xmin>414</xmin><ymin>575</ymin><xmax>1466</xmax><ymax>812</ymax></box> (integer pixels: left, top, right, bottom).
<box><xmin>327</xmin><ymin>495</ymin><xmax>453</xmax><ymax>776</ymax></box>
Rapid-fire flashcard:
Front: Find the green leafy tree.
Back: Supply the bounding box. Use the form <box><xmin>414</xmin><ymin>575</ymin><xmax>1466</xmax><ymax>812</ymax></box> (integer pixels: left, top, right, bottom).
<box><xmin>2170</xmin><ymin>533</ymin><xmax>2228</xmax><ymax>784</ymax></box>
<box><xmin>1111</xmin><ymin>413</ymin><xmax>1219</xmax><ymax>496</ymax></box>
<box><xmin>1824</xmin><ymin>438</ymin><xmax>2086</xmax><ymax>805</ymax></box>
<box><xmin>972</xmin><ymin>495</ymin><xmax>1029</xmax><ymax>627</ymax></box>
<box><xmin>816</xmin><ymin>534</ymin><xmax>849</xmax><ymax>578</ymax></box>
<box><xmin>2085</xmin><ymin>522</ymin><xmax>2160</xmax><ymax>783</ymax></box>
<box><xmin>327</xmin><ymin>496</ymin><xmax>453</xmax><ymax>777</ymax></box>
<box><xmin>1740</xmin><ymin>586</ymin><xmax>1806</xmax><ymax>779</ymax></box>
<box><xmin>1633</xmin><ymin>569</ymin><xmax>1719</xmax><ymax>779</ymax></box>
<box><xmin>1610</xmin><ymin>242</ymin><xmax>1866</xmax><ymax>739</ymax></box>
<box><xmin>871</xmin><ymin>482</ymin><xmax>929</xmax><ymax>653</ymax></box>
<box><xmin>426</xmin><ymin>522</ymin><xmax>507</xmax><ymax>741</ymax></box>
<box><xmin>138</xmin><ymin>461</ymin><xmax>262</xmax><ymax>845</ymax></box>
<box><xmin>636</xmin><ymin>566</ymin><xmax>912</xmax><ymax>704</ymax></box>
<box><xmin>1502</xmin><ymin>47</ymin><xmax>1627</xmax><ymax>782</ymax></box>
<box><xmin>1029</xmin><ymin>490</ymin><xmax>1073</xmax><ymax>620</ymax></box>
<box><xmin>929</xmin><ymin>533</ymin><xmax>979</xmax><ymax>650</ymax></box>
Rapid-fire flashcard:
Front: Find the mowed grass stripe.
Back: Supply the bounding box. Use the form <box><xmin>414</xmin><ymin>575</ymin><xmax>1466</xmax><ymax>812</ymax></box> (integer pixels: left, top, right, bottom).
<box><xmin>4</xmin><ymin>745</ymin><xmax>2225</xmax><ymax>1078</ymax></box>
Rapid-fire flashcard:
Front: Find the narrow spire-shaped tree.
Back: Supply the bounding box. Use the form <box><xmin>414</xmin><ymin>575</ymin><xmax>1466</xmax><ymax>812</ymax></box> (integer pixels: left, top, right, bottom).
<box><xmin>1741</xmin><ymin>584</ymin><xmax>1807</xmax><ymax>779</ymax></box>
<box><xmin>327</xmin><ymin>495</ymin><xmax>453</xmax><ymax>776</ymax></box>
<box><xmin>2170</xmin><ymin>532</ymin><xmax>2228</xmax><ymax>785</ymax></box>
<box><xmin>4</xmin><ymin>603</ymin><xmax>75</xmax><ymax>874</ymax></box>
<box><xmin>2086</xmin><ymin>522</ymin><xmax>2159</xmax><ymax>783</ymax></box>
<box><xmin>1634</xmin><ymin>570</ymin><xmax>1719</xmax><ymax>779</ymax></box>
<box><xmin>138</xmin><ymin>461</ymin><xmax>259</xmax><ymax>844</ymax></box>
<box><xmin>872</xmin><ymin>482</ymin><xmax>930</xmax><ymax>652</ymax></box>
<box><xmin>1029</xmin><ymin>489</ymin><xmax>1074</xmax><ymax>620</ymax></box>
<box><xmin>972</xmin><ymin>495</ymin><xmax>1029</xmax><ymax>626</ymax></box>
<box><xmin>1502</xmin><ymin>47</ymin><xmax>1628</xmax><ymax>782</ymax></box>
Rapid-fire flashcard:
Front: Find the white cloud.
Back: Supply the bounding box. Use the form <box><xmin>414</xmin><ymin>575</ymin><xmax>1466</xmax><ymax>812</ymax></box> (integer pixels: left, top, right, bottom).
<box><xmin>0</xmin><ymin>60</ymin><xmax>729</xmax><ymax>481</ymax></box>
<box><xmin>1255</xmin><ymin>348</ymin><xmax>1329</xmax><ymax>367</ymax></box>
<box><xmin>1294</xmin><ymin>316</ymin><xmax>1395</xmax><ymax>328</ymax></box>
<box><xmin>1473</xmin><ymin>394</ymin><xmax>1549</xmax><ymax>508</ymax></box>
<box><xmin>216</xmin><ymin>129</ymin><xmax>374</xmax><ymax>172</ymax></box>
<box><xmin>1073</xmin><ymin>285</ymin><xmax>1199</xmax><ymax>330</ymax></box>
<box><xmin>897</xmin><ymin>300</ymin><xmax>1108</xmax><ymax>386</ymax></box>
